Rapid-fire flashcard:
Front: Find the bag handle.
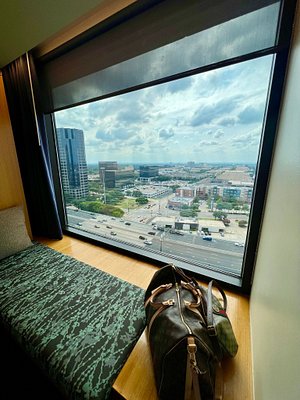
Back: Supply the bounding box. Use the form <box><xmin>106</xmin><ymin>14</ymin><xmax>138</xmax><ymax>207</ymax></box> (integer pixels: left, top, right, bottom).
<box><xmin>144</xmin><ymin>283</ymin><xmax>173</xmax><ymax>308</ymax></box>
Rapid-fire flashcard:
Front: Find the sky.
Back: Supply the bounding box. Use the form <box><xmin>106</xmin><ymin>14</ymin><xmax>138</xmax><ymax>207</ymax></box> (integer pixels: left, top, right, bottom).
<box><xmin>54</xmin><ymin>55</ymin><xmax>273</xmax><ymax>165</ymax></box>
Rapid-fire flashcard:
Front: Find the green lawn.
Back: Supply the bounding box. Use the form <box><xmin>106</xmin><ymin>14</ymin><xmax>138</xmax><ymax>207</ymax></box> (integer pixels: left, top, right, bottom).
<box><xmin>116</xmin><ymin>198</ymin><xmax>139</xmax><ymax>210</ymax></box>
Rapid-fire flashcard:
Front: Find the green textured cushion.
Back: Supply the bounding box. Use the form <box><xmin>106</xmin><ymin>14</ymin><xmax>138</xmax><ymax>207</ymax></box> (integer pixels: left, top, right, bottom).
<box><xmin>0</xmin><ymin>206</ymin><xmax>32</xmax><ymax>260</ymax></box>
<box><xmin>0</xmin><ymin>243</ymin><xmax>146</xmax><ymax>399</ymax></box>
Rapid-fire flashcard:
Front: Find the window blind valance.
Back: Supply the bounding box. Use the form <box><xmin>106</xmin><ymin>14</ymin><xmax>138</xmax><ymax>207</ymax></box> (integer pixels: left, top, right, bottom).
<box><xmin>39</xmin><ymin>0</ymin><xmax>280</xmax><ymax>112</ymax></box>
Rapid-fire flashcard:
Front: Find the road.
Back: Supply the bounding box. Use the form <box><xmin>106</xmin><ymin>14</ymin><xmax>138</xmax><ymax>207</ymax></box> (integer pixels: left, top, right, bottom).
<box><xmin>66</xmin><ymin>209</ymin><xmax>244</xmax><ymax>273</ymax></box>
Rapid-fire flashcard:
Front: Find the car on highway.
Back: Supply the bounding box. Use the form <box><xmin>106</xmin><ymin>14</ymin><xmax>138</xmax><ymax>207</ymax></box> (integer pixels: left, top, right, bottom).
<box><xmin>139</xmin><ymin>235</ymin><xmax>146</xmax><ymax>240</ymax></box>
<box><xmin>94</xmin><ymin>225</ymin><xmax>100</xmax><ymax>228</ymax></box>
<box><xmin>77</xmin><ymin>222</ymin><xmax>83</xmax><ymax>226</ymax></box>
<box><xmin>125</xmin><ymin>222</ymin><xmax>131</xmax><ymax>226</ymax></box>
<box><xmin>144</xmin><ymin>240</ymin><xmax>152</xmax><ymax>245</ymax></box>
<box><xmin>110</xmin><ymin>231</ymin><xmax>117</xmax><ymax>236</ymax></box>
<box><xmin>169</xmin><ymin>229</ymin><xmax>184</xmax><ymax>235</ymax></box>
<box><xmin>106</xmin><ymin>225</ymin><xmax>112</xmax><ymax>229</ymax></box>
<box><xmin>234</xmin><ymin>242</ymin><xmax>244</xmax><ymax>247</ymax></box>
<box><xmin>203</xmin><ymin>236</ymin><xmax>212</xmax><ymax>241</ymax></box>
<box><xmin>148</xmin><ymin>231</ymin><xmax>155</xmax><ymax>235</ymax></box>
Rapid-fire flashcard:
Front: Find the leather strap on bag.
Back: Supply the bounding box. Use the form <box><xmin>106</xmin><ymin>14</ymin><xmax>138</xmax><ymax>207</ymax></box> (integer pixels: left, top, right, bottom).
<box><xmin>206</xmin><ymin>281</ymin><xmax>225</xmax><ymax>399</ymax></box>
<box><xmin>185</xmin><ymin>337</ymin><xmax>202</xmax><ymax>400</ymax></box>
<box><xmin>207</xmin><ymin>280</ymin><xmax>227</xmax><ymax>336</ymax></box>
<box><xmin>204</xmin><ymin>280</ymin><xmax>226</xmax><ymax>362</ymax></box>
<box><xmin>214</xmin><ymin>362</ymin><xmax>224</xmax><ymax>400</ymax></box>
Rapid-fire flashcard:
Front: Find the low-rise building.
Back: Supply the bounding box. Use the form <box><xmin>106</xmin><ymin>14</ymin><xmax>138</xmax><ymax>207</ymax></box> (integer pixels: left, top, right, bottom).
<box><xmin>168</xmin><ymin>197</ymin><xmax>194</xmax><ymax>209</ymax></box>
<box><xmin>174</xmin><ymin>219</ymin><xmax>199</xmax><ymax>231</ymax></box>
<box><xmin>175</xmin><ymin>186</ymin><xmax>197</xmax><ymax>198</ymax></box>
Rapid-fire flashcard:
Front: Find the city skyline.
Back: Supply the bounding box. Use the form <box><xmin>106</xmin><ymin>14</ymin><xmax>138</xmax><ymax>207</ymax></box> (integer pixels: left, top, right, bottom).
<box><xmin>54</xmin><ymin>55</ymin><xmax>273</xmax><ymax>165</ymax></box>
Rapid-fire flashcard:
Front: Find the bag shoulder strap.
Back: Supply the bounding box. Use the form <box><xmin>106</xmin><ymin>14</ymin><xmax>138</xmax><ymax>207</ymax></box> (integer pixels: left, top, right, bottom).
<box><xmin>207</xmin><ymin>280</ymin><xmax>227</xmax><ymax>336</ymax></box>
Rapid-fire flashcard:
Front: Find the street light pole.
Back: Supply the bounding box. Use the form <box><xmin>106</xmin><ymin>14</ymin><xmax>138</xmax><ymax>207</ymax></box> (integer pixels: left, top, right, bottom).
<box><xmin>101</xmin><ymin>167</ymin><xmax>106</xmax><ymax>204</ymax></box>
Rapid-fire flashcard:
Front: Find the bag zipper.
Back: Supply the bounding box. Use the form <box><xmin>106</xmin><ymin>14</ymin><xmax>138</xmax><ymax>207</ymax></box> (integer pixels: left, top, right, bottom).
<box><xmin>175</xmin><ymin>282</ymin><xmax>192</xmax><ymax>335</ymax></box>
<box><xmin>172</xmin><ymin>266</ymin><xmax>216</xmax><ymax>358</ymax></box>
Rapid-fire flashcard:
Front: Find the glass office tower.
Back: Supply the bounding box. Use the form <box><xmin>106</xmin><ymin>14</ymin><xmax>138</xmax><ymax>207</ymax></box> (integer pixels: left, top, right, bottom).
<box><xmin>56</xmin><ymin>128</ymin><xmax>89</xmax><ymax>199</ymax></box>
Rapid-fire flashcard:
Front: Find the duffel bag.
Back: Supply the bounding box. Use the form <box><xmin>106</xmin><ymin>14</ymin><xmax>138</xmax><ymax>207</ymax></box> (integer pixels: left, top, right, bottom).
<box><xmin>144</xmin><ymin>264</ymin><xmax>238</xmax><ymax>400</ymax></box>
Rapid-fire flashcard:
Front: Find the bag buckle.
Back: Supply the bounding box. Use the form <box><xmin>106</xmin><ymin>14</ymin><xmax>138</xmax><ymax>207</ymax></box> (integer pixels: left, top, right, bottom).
<box><xmin>207</xmin><ymin>325</ymin><xmax>217</xmax><ymax>336</ymax></box>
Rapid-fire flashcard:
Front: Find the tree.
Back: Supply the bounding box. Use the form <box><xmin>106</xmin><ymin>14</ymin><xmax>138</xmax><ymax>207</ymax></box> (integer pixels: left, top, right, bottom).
<box><xmin>152</xmin><ymin>175</ymin><xmax>172</xmax><ymax>182</ymax></box>
<box><xmin>223</xmin><ymin>202</ymin><xmax>233</xmax><ymax>210</ymax></box>
<box><xmin>73</xmin><ymin>200</ymin><xmax>124</xmax><ymax>217</ymax></box>
<box><xmin>88</xmin><ymin>180</ymin><xmax>101</xmax><ymax>193</ymax></box>
<box><xmin>132</xmin><ymin>190</ymin><xmax>143</xmax><ymax>197</ymax></box>
<box><xmin>105</xmin><ymin>189</ymin><xmax>124</xmax><ymax>205</ymax></box>
<box><xmin>181</xmin><ymin>204</ymin><xmax>189</xmax><ymax>210</ymax></box>
<box><xmin>170</xmin><ymin>185</ymin><xmax>180</xmax><ymax>193</ymax></box>
<box><xmin>192</xmin><ymin>196</ymin><xmax>200</xmax><ymax>204</ymax></box>
<box><xmin>213</xmin><ymin>211</ymin><xmax>227</xmax><ymax>220</ymax></box>
<box><xmin>136</xmin><ymin>196</ymin><xmax>148</xmax><ymax>205</ymax></box>
<box><xmin>63</xmin><ymin>192</ymin><xmax>75</xmax><ymax>205</ymax></box>
<box><xmin>180</xmin><ymin>209</ymin><xmax>197</xmax><ymax>217</ymax></box>
<box><xmin>216</xmin><ymin>202</ymin><xmax>225</xmax><ymax>210</ymax></box>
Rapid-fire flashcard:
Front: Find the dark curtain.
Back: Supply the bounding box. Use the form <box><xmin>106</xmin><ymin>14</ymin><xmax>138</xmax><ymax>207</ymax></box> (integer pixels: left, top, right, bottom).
<box><xmin>2</xmin><ymin>54</ymin><xmax>62</xmax><ymax>239</ymax></box>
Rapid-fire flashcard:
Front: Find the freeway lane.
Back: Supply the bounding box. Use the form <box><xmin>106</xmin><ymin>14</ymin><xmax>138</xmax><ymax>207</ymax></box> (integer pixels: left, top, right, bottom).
<box><xmin>67</xmin><ymin>209</ymin><xmax>243</xmax><ymax>253</ymax></box>
<box><xmin>150</xmin><ymin>237</ymin><xmax>242</xmax><ymax>272</ymax></box>
<box><xmin>66</xmin><ymin>209</ymin><xmax>243</xmax><ymax>273</ymax></box>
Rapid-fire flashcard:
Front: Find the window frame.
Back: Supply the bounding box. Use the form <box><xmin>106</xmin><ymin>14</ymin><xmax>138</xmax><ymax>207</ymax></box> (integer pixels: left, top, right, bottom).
<box><xmin>44</xmin><ymin>0</ymin><xmax>297</xmax><ymax>294</ymax></box>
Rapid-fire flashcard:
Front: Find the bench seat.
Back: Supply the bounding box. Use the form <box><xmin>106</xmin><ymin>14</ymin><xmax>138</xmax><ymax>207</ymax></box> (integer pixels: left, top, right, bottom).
<box><xmin>0</xmin><ymin>243</ymin><xmax>145</xmax><ymax>400</ymax></box>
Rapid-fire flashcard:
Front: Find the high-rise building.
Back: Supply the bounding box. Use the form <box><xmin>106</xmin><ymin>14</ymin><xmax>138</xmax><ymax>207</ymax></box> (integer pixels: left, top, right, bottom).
<box><xmin>105</xmin><ymin>167</ymin><xmax>135</xmax><ymax>189</ymax></box>
<box><xmin>98</xmin><ymin>161</ymin><xmax>118</xmax><ymax>186</ymax></box>
<box><xmin>99</xmin><ymin>162</ymin><xmax>135</xmax><ymax>189</ymax></box>
<box><xmin>56</xmin><ymin>128</ymin><xmax>89</xmax><ymax>199</ymax></box>
<box><xmin>139</xmin><ymin>165</ymin><xmax>159</xmax><ymax>181</ymax></box>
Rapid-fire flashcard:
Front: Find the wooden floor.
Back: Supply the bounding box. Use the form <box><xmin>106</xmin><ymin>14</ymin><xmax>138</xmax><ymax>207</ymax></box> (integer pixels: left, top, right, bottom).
<box><xmin>38</xmin><ymin>235</ymin><xmax>253</xmax><ymax>400</ymax></box>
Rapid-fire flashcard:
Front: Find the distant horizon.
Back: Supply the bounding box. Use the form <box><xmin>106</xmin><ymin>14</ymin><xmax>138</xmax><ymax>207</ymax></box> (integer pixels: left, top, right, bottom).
<box><xmin>86</xmin><ymin>161</ymin><xmax>257</xmax><ymax>167</ymax></box>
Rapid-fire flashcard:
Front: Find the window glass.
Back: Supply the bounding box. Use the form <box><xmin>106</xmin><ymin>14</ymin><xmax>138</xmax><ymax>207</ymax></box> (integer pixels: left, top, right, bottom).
<box><xmin>54</xmin><ymin>55</ymin><xmax>273</xmax><ymax>276</ymax></box>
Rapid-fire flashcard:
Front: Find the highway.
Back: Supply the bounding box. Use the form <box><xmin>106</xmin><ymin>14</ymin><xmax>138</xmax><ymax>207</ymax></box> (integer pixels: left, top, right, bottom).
<box><xmin>66</xmin><ymin>209</ymin><xmax>244</xmax><ymax>273</ymax></box>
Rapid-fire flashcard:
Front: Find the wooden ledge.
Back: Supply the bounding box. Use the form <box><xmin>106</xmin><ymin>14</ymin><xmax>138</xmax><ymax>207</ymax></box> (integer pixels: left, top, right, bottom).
<box><xmin>38</xmin><ymin>235</ymin><xmax>252</xmax><ymax>400</ymax></box>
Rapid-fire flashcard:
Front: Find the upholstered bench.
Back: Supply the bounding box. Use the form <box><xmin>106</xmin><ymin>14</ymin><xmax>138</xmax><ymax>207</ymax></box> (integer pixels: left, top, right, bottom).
<box><xmin>0</xmin><ymin>242</ymin><xmax>145</xmax><ymax>400</ymax></box>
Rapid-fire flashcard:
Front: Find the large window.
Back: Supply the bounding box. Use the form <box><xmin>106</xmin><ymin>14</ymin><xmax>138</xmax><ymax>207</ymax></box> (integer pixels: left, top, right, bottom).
<box><xmin>43</xmin><ymin>0</ymin><xmax>297</xmax><ymax>292</ymax></box>
<box><xmin>54</xmin><ymin>55</ymin><xmax>273</xmax><ymax>279</ymax></box>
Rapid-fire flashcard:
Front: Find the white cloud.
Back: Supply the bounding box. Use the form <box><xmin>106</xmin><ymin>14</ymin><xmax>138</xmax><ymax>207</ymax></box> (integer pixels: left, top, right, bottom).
<box><xmin>54</xmin><ymin>55</ymin><xmax>273</xmax><ymax>164</ymax></box>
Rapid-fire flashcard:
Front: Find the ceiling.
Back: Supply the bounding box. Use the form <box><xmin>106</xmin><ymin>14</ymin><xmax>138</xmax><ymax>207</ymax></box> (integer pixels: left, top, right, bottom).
<box><xmin>0</xmin><ymin>0</ymin><xmax>108</xmax><ymax>68</ymax></box>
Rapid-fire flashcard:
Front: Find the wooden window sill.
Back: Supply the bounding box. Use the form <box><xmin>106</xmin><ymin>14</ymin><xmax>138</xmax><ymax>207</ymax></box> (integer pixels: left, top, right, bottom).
<box><xmin>38</xmin><ymin>235</ymin><xmax>252</xmax><ymax>400</ymax></box>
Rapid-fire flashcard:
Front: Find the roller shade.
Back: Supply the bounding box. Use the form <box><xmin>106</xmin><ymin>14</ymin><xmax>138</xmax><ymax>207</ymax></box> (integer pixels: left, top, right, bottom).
<box><xmin>40</xmin><ymin>0</ymin><xmax>281</xmax><ymax>112</ymax></box>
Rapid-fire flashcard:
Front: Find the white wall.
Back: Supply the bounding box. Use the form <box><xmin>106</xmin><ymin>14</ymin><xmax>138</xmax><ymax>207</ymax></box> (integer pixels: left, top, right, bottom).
<box><xmin>250</xmin><ymin>5</ymin><xmax>300</xmax><ymax>400</ymax></box>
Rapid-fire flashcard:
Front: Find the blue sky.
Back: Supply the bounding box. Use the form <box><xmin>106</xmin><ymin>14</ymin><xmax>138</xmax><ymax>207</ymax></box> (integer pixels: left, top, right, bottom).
<box><xmin>54</xmin><ymin>55</ymin><xmax>273</xmax><ymax>165</ymax></box>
